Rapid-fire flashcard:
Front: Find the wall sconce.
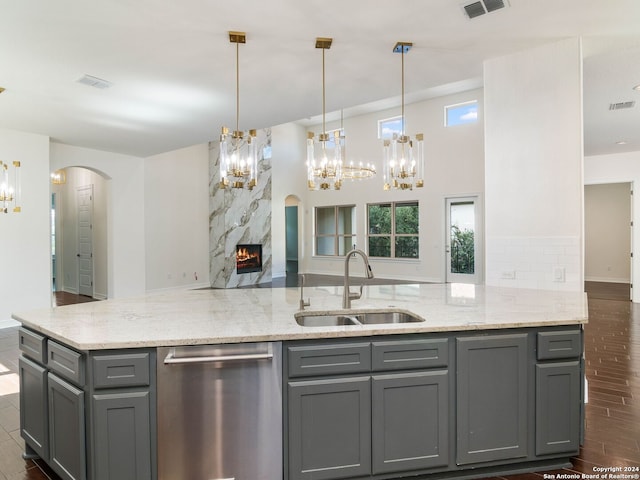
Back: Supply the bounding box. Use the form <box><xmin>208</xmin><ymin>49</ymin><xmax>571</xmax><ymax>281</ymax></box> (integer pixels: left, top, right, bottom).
<box><xmin>0</xmin><ymin>160</ymin><xmax>21</xmax><ymax>213</ymax></box>
<box><xmin>51</xmin><ymin>169</ymin><xmax>67</xmax><ymax>185</ymax></box>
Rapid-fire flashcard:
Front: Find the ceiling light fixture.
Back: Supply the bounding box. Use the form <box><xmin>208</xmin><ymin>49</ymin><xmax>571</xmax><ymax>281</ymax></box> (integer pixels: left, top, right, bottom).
<box><xmin>0</xmin><ymin>160</ymin><xmax>21</xmax><ymax>213</ymax></box>
<box><xmin>306</xmin><ymin>37</ymin><xmax>343</xmax><ymax>191</ymax></box>
<box><xmin>382</xmin><ymin>42</ymin><xmax>424</xmax><ymax>191</ymax></box>
<box><xmin>633</xmin><ymin>84</ymin><xmax>640</xmax><ymax>91</ymax></box>
<box><xmin>51</xmin><ymin>169</ymin><xmax>67</xmax><ymax>185</ymax></box>
<box><xmin>219</xmin><ymin>31</ymin><xmax>258</xmax><ymax>190</ymax></box>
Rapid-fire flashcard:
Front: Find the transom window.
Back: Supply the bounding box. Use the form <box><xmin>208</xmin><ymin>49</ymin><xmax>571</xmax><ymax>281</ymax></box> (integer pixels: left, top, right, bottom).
<box><xmin>378</xmin><ymin>116</ymin><xmax>403</xmax><ymax>139</ymax></box>
<box><xmin>315</xmin><ymin>205</ymin><xmax>356</xmax><ymax>256</ymax></box>
<box><xmin>367</xmin><ymin>202</ymin><xmax>419</xmax><ymax>258</ymax></box>
<box><xmin>445</xmin><ymin>100</ymin><xmax>478</xmax><ymax>126</ymax></box>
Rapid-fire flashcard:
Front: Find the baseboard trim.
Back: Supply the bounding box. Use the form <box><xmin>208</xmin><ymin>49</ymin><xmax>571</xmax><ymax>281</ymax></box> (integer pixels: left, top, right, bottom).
<box><xmin>585</xmin><ymin>277</ymin><xmax>630</xmax><ymax>284</ymax></box>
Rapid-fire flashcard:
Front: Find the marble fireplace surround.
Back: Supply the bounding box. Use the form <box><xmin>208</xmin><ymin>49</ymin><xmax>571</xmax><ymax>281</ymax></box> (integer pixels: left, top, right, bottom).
<box><xmin>209</xmin><ymin>128</ymin><xmax>272</xmax><ymax>288</ymax></box>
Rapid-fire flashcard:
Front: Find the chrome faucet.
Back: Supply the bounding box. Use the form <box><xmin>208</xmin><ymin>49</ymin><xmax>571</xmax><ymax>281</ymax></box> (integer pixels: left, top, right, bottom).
<box><xmin>299</xmin><ymin>274</ymin><xmax>310</xmax><ymax>310</ymax></box>
<box><xmin>343</xmin><ymin>249</ymin><xmax>374</xmax><ymax>309</ymax></box>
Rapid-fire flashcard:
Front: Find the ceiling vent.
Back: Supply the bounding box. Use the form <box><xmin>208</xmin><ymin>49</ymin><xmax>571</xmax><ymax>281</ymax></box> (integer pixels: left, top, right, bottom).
<box><xmin>462</xmin><ymin>0</ymin><xmax>508</xmax><ymax>19</ymax></box>
<box><xmin>609</xmin><ymin>101</ymin><xmax>636</xmax><ymax>111</ymax></box>
<box><xmin>76</xmin><ymin>74</ymin><xmax>113</xmax><ymax>89</ymax></box>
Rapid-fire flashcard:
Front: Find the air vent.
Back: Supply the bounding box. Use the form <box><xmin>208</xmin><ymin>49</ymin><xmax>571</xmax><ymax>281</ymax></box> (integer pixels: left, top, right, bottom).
<box><xmin>609</xmin><ymin>101</ymin><xmax>636</xmax><ymax>111</ymax></box>
<box><xmin>462</xmin><ymin>0</ymin><xmax>508</xmax><ymax>19</ymax></box>
<box><xmin>76</xmin><ymin>74</ymin><xmax>113</xmax><ymax>89</ymax></box>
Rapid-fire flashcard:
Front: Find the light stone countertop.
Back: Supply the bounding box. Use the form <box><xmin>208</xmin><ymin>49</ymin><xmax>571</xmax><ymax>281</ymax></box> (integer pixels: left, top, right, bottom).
<box><xmin>12</xmin><ymin>283</ymin><xmax>588</xmax><ymax>351</ymax></box>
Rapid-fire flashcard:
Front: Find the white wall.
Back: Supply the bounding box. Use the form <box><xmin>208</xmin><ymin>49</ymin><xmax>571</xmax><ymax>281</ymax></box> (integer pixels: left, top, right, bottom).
<box><xmin>484</xmin><ymin>38</ymin><xmax>584</xmax><ymax>291</ymax></box>
<box><xmin>282</xmin><ymin>89</ymin><xmax>485</xmax><ymax>282</ymax></box>
<box><xmin>51</xmin><ymin>143</ymin><xmax>146</xmax><ymax>298</ymax></box>
<box><xmin>53</xmin><ymin>167</ymin><xmax>108</xmax><ymax>298</ymax></box>
<box><xmin>144</xmin><ymin>143</ymin><xmax>210</xmax><ymax>291</ymax></box>
<box><xmin>584</xmin><ymin>183</ymin><xmax>631</xmax><ymax>283</ymax></box>
<box><xmin>271</xmin><ymin>123</ymin><xmax>308</xmax><ymax>278</ymax></box>
<box><xmin>0</xmin><ymin>128</ymin><xmax>51</xmax><ymax>322</ymax></box>
<box><xmin>585</xmin><ymin>150</ymin><xmax>640</xmax><ymax>300</ymax></box>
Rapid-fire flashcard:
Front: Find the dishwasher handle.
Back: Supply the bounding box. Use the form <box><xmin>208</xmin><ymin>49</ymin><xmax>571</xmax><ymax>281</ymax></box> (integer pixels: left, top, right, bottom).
<box><xmin>163</xmin><ymin>346</ymin><xmax>273</xmax><ymax>365</ymax></box>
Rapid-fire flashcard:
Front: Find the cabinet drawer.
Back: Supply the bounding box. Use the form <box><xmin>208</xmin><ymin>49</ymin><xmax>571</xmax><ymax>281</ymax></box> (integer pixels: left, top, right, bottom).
<box><xmin>537</xmin><ymin>330</ymin><xmax>582</xmax><ymax>360</ymax></box>
<box><xmin>19</xmin><ymin>327</ymin><xmax>47</xmax><ymax>364</ymax></box>
<box><xmin>288</xmin><ymin>342</ymin><xmax>371</xmax><ymax>378</ymax></box>
<box><xmin>48</xmin><ymin>340</ymin><xmax>85</xmax><ymax>387</ymax></box>
<box><xmin>92</xmin><ymin>353</ymin><xmax>150</xmax><ymax>389</ymax></box>
<box><xmin>372</xmin><ymin>338</ymin><xmax>448</xmax><ymax>371</ymax></box>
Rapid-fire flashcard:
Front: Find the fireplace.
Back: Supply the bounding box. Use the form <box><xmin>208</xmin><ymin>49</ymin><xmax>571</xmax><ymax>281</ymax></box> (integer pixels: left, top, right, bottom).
<box><xmin>236</xmin><ymin>244</ymin><xmax>262</xmax><ymax>274</ymax></box>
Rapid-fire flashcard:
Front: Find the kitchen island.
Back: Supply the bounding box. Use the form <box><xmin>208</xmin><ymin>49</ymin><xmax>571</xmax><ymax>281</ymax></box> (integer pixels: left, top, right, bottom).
<box><xmin>13</xmin><ymin>283</ymin><xmax>588</xmax><ymax>480</ymax></box>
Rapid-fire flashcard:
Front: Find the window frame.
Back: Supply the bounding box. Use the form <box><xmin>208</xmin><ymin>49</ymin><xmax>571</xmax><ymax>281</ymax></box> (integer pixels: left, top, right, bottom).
<box><xmin>444</xmin><ymin>100</ymin><xmax>478</xmax><ymax>127</ymax></box>
<box><xmin>314</xmin><ymin>204</ymin><xmax>357</xmax><ymax>257</ymax></box>
<box><xmin>378</xmin><ymin>115</ymin><xmax>403</xmax><ymax>140</ymax></box>
<box><xmin>367</xmin><ymin>201</ymin><xmax>419</xmax><ymax>259</ymax></box>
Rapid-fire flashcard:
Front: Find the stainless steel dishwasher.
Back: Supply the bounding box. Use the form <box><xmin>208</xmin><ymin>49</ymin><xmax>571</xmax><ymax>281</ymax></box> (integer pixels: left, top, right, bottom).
<box><xmin>157</xmin><ymin>342</ymin><xmax>282</xmax><ymax>480</ymax></box>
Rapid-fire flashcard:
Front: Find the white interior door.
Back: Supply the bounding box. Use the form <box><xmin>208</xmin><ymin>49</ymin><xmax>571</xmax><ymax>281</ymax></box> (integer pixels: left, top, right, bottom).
<box><xmin>446</xmin><ymin>196</ymin><xmax>481</xmax><ymax>284</ymax></box>
<box><xmin>77</xmin><ymin>185</ymin><xmax>94</xmax><ymax>297</ymax></box>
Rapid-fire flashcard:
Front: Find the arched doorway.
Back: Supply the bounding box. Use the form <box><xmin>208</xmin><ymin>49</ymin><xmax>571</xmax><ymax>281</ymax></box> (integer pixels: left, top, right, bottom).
<box><xmin>51</xmin><ymin>166</ymin><xmax>109</xmax><ymax>301</ymax></box>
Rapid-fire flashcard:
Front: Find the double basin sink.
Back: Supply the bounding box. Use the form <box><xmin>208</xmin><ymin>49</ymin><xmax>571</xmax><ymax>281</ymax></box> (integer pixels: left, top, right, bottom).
<box><xmin>295</xmin><ymin>310</ymin><xmax>424</xmax><ymax>327</ymax></box>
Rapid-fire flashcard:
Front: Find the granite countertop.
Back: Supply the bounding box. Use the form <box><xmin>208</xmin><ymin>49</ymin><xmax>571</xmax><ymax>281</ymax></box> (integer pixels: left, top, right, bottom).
<box><xmin>12</xmin><ymin>283</ymin><xmax>588</xmax><ymax>351</ymax></box>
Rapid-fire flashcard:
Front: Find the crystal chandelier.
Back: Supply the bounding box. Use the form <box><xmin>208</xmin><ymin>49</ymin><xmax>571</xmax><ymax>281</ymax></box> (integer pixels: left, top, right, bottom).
<box><xmin>382</xmin><ymin>42</ymin><xmax>424</xmax><ymax>191</ymax></box>
<box><xmin>219</xmin><ymin>31</ymin><xmax>258</xmax><ymax>190</ymax></box>
<box><xmin>306</xmin><ymin>38</ymin><xmax>343</xmax><ymax>191</ymax></box>
<box><xmin>0</xmin><ymin>160</ymin><xmax>21</xmax><ymax>213</ymax></box>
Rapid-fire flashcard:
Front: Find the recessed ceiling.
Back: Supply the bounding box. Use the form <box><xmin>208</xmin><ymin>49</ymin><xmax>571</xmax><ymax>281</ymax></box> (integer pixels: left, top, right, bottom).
<box><xmin>0</xmin><ymin>0</ymin><xmax>638</xmax><ymax>157</ymax></box>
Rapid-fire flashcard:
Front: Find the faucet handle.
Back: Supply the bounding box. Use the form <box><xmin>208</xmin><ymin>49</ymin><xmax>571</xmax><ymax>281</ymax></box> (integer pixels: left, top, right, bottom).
<box><xmin>348</xmin><ymin>284</ymin><xmax>363</xmax><ymax>301</ymax></box>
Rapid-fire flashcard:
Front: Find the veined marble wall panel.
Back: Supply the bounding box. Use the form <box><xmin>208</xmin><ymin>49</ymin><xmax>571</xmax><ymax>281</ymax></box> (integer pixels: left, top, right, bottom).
<box><xmin>209</xmin><ymin>129</ymin><xmax>272</xmax><ymax>288</ymax></box>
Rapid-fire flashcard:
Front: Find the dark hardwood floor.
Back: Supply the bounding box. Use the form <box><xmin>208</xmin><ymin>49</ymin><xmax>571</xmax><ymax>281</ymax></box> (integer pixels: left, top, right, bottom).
<box><xmin>52</xmin><ymin>291</ymin><xmax>99</xmax><ymax>307</ymax></box>
<box><xmin>0</xmin><ymin>282</ymin><xmax>637</xmax><ymax>479</ymax></box>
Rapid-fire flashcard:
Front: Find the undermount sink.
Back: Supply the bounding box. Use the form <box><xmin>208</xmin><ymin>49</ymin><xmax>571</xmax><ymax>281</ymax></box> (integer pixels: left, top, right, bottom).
<box><xmin>295</xmin><ymin>311</ymin><xmax>424</xmax><ymax>327</ymax></box>
<box><xmin>355</xmin><ymin>311</ymin><xmax>424</xmax><ymax>324</ymax></box>
<box><xmin>295</xmin><ymin>314</ymin><xmax>359</xmax><ymax>327</ymax></box>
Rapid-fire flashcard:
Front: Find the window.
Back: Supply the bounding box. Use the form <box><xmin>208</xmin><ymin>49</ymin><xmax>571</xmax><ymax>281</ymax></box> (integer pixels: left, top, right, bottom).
<box><xmin>378</xmin><ymin>116</ymin><xmax>403</xmax><ymax>139</ymax></box>
<box><xmin>367</xmin><ymin>202</ymin><xmax>419</xmax><ymax>258</ymax></box>
<box><xmin>445</xmin><ymin>100</ymin><xmax>478</xmax><ymax>126</ymax></box>
<box><xmin>315</xmin><ymin>205</ymin><xmax>356</xmax><ymax>256</ymax></box>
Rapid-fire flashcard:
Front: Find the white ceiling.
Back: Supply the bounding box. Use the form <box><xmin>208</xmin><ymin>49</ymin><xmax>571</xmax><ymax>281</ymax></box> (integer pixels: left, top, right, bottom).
<box><xmin>0</xmin><ymin>0</ymin><xmax>638</xmax><ymax>158</ymax></box>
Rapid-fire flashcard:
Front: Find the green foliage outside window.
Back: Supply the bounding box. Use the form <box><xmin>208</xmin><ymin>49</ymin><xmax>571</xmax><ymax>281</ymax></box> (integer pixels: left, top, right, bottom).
<box><xmin>450</xmin><ymin>225</ymin><xmax>475</xmax><ymax>274</ymax></box>
<box><xmin>367</xmin><ymin>202</ymin><xmax>419</xmax><ymax>259</ymax></box>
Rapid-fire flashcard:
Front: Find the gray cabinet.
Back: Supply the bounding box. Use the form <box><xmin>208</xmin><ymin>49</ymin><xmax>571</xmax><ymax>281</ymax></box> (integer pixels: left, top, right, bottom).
<box><xmin>535</xmin><ymin>328</ymin><xmax>582</xmax><ymax>456</ymax></box>
<box><xmin>286</xmin><ymin>336</ymin><xmax>450</xmax><ymax>480</ymax></box>
<box><xmin>19</xmin><ymin>356</ymin><xmax>48</xmax><ymax>461</ymax></box>
<box><xmin>456</xmin><ymin>334</ymin><xmax>529</xmax><ymax>465</ymax></box>
<box><xmin>88</xmin><ymin>350</ymin><xmax>155</xmax><ymax>480</ymax></box>
<box><xmin>288</xmin><ymin>376</ymin><xmax>371</xmax><ymax>480</ymax></box>
<box><xmin>48</xmin><ymin>373</ymin><xmax>86</xmax><ymax>480</ymax></box>
<box><xmin>535</xmin><ymin>361</ymin><xmax>581</xmax><ymax>455</ymax></box>
<box><xmin>371</xmin><ymin>370</ymin><xmax>449</xmax><ymax>474</ymax></box>
<box><xmin>18</xmin><ymin>328</ymin><xmax>155</xmax><ymax>480</ymax></box>
<box><xmin>92</xmin><ymin>391</ymin><xmax>152</xmax><ymax>480</ymax></box>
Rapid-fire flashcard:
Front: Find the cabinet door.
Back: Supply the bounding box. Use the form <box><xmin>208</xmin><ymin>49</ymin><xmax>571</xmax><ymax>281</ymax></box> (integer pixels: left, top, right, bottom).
<box><xmin>372</xmin><ymin>370</ymin><xmax>449</xmax><ymax>474</ymax></box>
<box><xmin>91</xmin><ymin>391</ymin><xmax>152</xmax><ymax>480</ymax></box>
<box><xmin>48</xmin><ymin>373</ymin><xmax>86</xmax><ymax>480</ymax></box>
<box><xmin>536</xmin><ymin>361</ymin><xmax>581</xmax><ymax>455</ymax></box>
<box><xmin>288</xmin><ymin>376</ymin><xmax>371</xmax><ymax>480</ymax></box>
<box><xmin>456</xmin><ymin>334</ymin><xmax>529</xmax><ymax>465</ymax></box>
<box><xmin>19</xmin><ymin>356</ymin><xmax>49</xmax><ymax>460</ymax></box>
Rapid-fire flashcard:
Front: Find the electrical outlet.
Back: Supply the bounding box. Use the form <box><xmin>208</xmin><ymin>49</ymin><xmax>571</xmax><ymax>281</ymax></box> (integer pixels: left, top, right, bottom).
<box><xmin>501</xmin><ymin>271</ymin><xmax>516</xmax><ymax>279</ymax></box>
<box><xmin>553</xmin><ymin>267</ymin><xmax>565</xmax><ymax>282</ymax></box>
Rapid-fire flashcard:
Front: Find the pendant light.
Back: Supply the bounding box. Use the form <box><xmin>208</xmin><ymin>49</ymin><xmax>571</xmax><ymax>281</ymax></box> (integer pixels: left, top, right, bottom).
<box><xmin>382</xmin><ymin>41</ymin><xmax>424</xmax><ymax>191</ymax></box>
<box><xmin>0</xmin><ymin>160</ymin><xmax>21</xmax><ymax>213</ymax></box>
<box><xmin>219</xmin><ymin>31</ymin><xmax>259</xmax><ymax>190</ymax></box>
<box><xmin>306</xmin><ymin>38</ymin><xmax>343</xmax><ymax>190</ymax></box>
